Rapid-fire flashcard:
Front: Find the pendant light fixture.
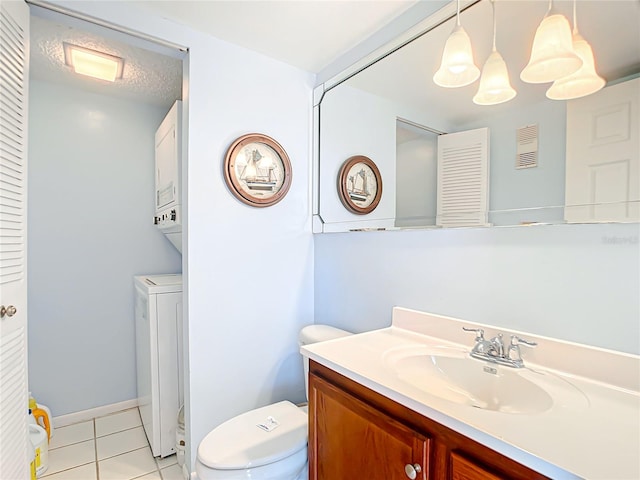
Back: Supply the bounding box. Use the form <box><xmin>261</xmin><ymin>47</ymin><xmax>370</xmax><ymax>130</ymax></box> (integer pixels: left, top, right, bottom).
<box><xmin>433</xmin><ymin>0</ymin><xmax>480</xmax><ymax>88</ymax></box>
<box><xmin>473</xmin><ymin>0</ymin><xmax>516</xmax><ymax>105</ymax></box>
<box><xmin>546</xmin><ymin>0</ymin><xmax>605</xmax><ymax>100</ymax></box>
<box><xmin>520</xmin><ymin>0</ymin><xmax>582</xmax><ymax>84</ymax></box>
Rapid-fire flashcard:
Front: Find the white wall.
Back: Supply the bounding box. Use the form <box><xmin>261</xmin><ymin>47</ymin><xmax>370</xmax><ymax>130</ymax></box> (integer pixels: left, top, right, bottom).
<box><xmin>41</xmin><ymin>1</ymin><xmax>315</xmax><ymax>472</ymax></box>
<box><xmin>27</xmin><ymin>80</ymin><xmax>182</xmax><ymax>415</ymax></box>
<box><xmin>314</xmin><ymin>223</ymin><xmax>640</xmax><ymax>355</ymax></box>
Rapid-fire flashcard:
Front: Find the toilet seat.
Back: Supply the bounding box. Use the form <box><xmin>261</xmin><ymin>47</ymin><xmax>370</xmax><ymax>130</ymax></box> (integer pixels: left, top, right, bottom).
<box><xmin>197</xmin><ymin>401</ymin><xmax>307</xmax><ymax>470</ymax></box>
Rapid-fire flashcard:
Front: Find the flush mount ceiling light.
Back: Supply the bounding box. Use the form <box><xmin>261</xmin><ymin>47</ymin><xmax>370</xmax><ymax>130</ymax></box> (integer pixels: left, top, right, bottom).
<box><xmin>520</xmin><ymin>0</ymin><xmax>582</xmax><ymax>84</ymax></box>
<box><xmin>433</xmin><ymin>0</ymin><xmax>480</xmax><ymax>88</ymax></box>
<box><xmin>473</xmin><ymin>0</ymin><xmax>516</xmax><ymax>106</ymax></box>
<box><xmin>546</xmin><ymin>0</ymin><xmax>605</xmax><ymax>100</ymax></box>
<box><xmin>63</xmin><ymin>43</ymin><xmax>124</xmax><ymax>82</ymax></box>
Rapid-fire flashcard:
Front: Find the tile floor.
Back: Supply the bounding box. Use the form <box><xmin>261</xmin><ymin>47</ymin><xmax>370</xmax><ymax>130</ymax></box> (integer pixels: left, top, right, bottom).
<box><xmin>41</xmin><ymin>407</ymin><xmax>184</xmax><ymax>480</ymax></box>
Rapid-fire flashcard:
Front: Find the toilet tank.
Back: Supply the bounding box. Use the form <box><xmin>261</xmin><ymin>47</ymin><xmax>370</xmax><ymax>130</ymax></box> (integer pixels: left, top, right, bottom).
<box><xmin>299</xmin><ymin>325</ymin><xmax>352</xmax><ymax>401</ymax></box>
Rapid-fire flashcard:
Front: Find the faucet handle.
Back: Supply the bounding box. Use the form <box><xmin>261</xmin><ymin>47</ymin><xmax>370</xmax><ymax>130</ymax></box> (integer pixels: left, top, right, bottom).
<box><xmin>462</xmin><ymin>327</ymin><xmax>485</xmax><ymax>341</ymax></box>
<box><xmin>510</xmin><ymin>335</ymin><xmax>537</xmax><ymax>348</ymax></box>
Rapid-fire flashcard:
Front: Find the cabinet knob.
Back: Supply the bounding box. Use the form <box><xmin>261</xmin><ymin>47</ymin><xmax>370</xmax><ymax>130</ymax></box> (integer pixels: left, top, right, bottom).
<box><xmin>0</xmin><ymin>305</ymin><xmax>17</xmax><ymax>318</ymax></box>
<box><xmin>404</xmin><ymin>463</ymin><xmax>422</xmax><ymax>479</ymax></box>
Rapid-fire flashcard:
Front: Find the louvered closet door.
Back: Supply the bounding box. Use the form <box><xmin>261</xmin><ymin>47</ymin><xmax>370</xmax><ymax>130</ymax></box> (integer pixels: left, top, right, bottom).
<box><xmin>436</xmin><ymin>127</ymin><xmax>490</xmax><ymax>228</ymax></box>
<box><xmin>0</xmin><ymin>1</ymin><xmax>29</xmax><ymax>478</ymax></box>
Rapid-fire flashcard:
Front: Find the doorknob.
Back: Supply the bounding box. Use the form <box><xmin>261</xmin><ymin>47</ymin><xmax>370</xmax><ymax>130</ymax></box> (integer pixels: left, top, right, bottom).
<box><xmin>404</xmin><ymin>463</ymin><xmax>422</xmax><ymax>479</ymax></box>
<box><xmin>0</xmin><ymin>305</ymin><xmax>17</xmax><ymax>318</ymax></box>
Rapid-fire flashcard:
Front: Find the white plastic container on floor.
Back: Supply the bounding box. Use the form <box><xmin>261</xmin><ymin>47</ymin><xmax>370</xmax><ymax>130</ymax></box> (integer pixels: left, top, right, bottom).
<box><xmin>29</xmin><ymin>424</ymin><xmax>48</xmax><ymax>477</ymax></box>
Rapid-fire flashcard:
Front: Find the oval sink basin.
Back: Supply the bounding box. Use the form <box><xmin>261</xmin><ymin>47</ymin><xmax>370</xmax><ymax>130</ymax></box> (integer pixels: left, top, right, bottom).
<box><xmin>383</xmin><ymin>345</ymin><xmax>587</xmax><ymax>414</ymax></box>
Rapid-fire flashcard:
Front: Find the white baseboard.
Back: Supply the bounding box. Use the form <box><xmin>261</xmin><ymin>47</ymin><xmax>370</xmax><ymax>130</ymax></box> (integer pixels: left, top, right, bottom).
<box><xmin>53</xmin><ymin>399</ymin><xmax>139</xmax><ymax>428</ymax></box>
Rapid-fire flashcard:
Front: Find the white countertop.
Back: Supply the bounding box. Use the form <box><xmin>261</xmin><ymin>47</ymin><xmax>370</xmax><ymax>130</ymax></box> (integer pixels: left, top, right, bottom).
<box><xmin>301</xmin><ymin>307</ymin><xmax>640</xmax><ymax>480</ymax></box>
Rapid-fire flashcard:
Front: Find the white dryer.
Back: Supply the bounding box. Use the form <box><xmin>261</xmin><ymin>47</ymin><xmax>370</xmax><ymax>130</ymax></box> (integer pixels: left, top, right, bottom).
<box><xmin>134</xmin><ymin>274</ymin><xmax>183</xmax><ymax>458</ymax></box>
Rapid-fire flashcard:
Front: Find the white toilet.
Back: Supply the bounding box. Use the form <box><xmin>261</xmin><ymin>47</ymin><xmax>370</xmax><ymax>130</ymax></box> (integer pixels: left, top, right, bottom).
<box><xmin>195</xmin><ymin>325</ymin><xmax>352</xmax><ymax>480</ymax></box>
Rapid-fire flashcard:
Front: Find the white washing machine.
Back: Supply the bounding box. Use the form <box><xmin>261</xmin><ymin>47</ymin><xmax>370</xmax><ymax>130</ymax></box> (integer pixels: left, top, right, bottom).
<box><xmin>134</xmin><ymin>274</ymin><xmax>183</xmax><ymax>458</ymax></box>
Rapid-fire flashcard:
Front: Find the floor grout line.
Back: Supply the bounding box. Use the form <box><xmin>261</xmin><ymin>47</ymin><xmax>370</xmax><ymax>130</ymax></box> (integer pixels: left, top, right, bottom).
<box><xmin>98</xmin><ymin>445</ymin><xmax>149</xmax><ymax>463</ymax></box>
<box><xmin>95</xmin><ymin>424</ymin><xmax>144</xmax><ymax>439</ymax></box>
<box><xmin>48</xmin><ymin>437</ymin><xmax>94</xmax><ymax>452</ymax></box>
<box><xmin>40</xmin><ymin>460</ymin><xmax>95</xmax><ymax>478</ymax></box>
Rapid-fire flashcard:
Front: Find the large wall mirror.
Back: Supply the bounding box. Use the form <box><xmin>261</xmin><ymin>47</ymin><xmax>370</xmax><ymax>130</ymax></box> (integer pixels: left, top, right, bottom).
<box><xmin>313</xmin><ymin>0</ymin><xmax>639</xmax><ymax>233</ymax></box>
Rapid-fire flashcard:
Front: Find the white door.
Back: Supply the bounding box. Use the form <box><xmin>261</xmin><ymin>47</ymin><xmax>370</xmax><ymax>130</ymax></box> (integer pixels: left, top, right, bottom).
<box><xmin>436</xmin><ymin>127</ymin><xmax>490</xmax><ymax>228</ymax></box>
<box><xmin>565</xmin><ymin>77</ymin><xmax>639</xmax><ymax>223</ymax></box>
<box><xmin>0</xmin><ymin>1</ymin><xmax>29</xmax><ymax>478</ymax></box>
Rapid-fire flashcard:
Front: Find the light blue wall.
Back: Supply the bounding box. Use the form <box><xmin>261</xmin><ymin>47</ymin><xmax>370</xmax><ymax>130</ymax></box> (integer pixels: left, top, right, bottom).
<box><xmin>28</xmin><ymin>80</ymin><xmax>182</xmax><ymax>416</ymax></box>
<box><xmin>314</xmin><ymin>223</ymin><xmax>640</xmax><ymax>355</ymax></box>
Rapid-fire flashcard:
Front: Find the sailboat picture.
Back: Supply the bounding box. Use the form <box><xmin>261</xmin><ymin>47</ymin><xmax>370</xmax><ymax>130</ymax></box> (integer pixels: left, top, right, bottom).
<box><xmin>240</xmin><ymin>147</ymin><xmax>278</xmax><ymax>192</ymax></box>
<box><xmin>337</xmin><ymin>155</ymin><xmax>382</xmax><ymax>215</ymax></box>
<box><xmin>224</xmin><ymin>133</ymin><xmax>293</xmax><ymax>207</ymax></box>
<box><xmin>347</xmin><ymin>167</ymin><xmax>370</xmax><ymax>202</ymax></box>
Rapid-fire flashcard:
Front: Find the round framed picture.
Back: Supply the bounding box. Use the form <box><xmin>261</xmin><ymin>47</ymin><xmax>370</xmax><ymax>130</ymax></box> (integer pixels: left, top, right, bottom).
<box><xmin>224</xmin><ymin>133</ymin><xmax>292</xmax><ymax>207</ymax></box>
<box><xmin>337</xmin><ymin>155</ymin><xmax>382</xmax><ymax>215</ymax></box>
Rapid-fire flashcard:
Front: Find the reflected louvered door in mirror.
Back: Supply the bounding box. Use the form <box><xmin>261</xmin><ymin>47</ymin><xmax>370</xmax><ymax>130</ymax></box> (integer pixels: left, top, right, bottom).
<box><xmin>436</xmin><ymin>127</ymin><xmax>490</xmax><ymax>228</ymax></box>
<box><xmin>0</xmin><ymin>1</ymin><xmax>29</xmax><ymax>478</ymax></box>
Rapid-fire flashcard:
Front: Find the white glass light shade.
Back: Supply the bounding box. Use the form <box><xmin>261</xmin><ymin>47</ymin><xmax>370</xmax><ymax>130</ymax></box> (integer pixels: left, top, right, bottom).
<box><xmin>520</xmin><ymin>13</ymin><xmax>582</xmax><ymax>84</ymax></box>
<box><xmin>546</xmin><ymin>33</ymin><xmax>605</xmax><ymax>100</ymax></box>
<box><xmin>473</xmin><ymin>51</ymin><xmax>517</xmax><ymax>105</ymax></box>
<box><xmin>433</xmin><ymin>25</ymin><xmax>480</xmax><ymax>88</ymax></box>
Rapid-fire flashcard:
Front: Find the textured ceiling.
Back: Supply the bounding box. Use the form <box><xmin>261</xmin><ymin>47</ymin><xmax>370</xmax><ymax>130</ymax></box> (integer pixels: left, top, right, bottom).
<box><xmin>30</xmin><ymin>14</ymin><xmax>183</xmax><ymax>109</ymax></box>
<box><xmin>133</xmin><ymin>0</ymin><xmax>418</xmax><ymax>73</ymax></box>
<box><xmin>29</xmin><ymin>1</ymin><xmax>418</xmax><ymax>108</ymax></box>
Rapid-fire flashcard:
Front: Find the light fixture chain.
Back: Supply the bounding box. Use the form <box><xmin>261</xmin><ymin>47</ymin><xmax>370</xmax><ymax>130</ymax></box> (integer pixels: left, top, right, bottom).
<box><xmin>491</xmin><ymin>0</ymin><xmax>497</xmax><ymax>52</ymax></box>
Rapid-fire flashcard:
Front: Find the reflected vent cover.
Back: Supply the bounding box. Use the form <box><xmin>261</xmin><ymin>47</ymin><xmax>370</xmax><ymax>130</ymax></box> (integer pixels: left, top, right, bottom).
<box><xmin>516</xmin><ymin>124</ymin><xmax>538</xmax><ymax>169</ymax></box>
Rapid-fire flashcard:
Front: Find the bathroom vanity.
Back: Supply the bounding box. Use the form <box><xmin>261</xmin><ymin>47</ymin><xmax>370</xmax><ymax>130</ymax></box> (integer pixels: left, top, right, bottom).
<box><xmin>302</xmin><ymin>308</ymin><xmax>640</xmax><ymax>479</ymax></box>
<box><xmin>309</xmin><ymin>362</ymin><xmax>545</xmax><ymax>479</ymax></box>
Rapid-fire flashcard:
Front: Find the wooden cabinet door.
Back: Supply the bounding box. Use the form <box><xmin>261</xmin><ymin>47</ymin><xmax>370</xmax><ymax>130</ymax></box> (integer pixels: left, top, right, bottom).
<box><xmin>450</xmin><ymin>452</ymin><xmax>504</xmax><ymax>480</ymax></box>
<box><xmin>310</xmin><ymin>373</ymin><xmax>430</xmax><ymax>480</ymax></box>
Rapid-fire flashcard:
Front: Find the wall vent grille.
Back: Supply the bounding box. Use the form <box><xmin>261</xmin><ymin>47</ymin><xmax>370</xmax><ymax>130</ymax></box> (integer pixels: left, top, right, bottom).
<box><xmin>516</xmin><ymin>124</ymin><xmax>538</xmax><ymax>169</ymax></box>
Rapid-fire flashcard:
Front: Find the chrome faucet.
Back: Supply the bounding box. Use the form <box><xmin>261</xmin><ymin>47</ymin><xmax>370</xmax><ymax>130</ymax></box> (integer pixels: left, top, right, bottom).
<box><xmin>463</xmin><ymin>327</ymin><xmax>537</xmax><ymax>368</ymax></box>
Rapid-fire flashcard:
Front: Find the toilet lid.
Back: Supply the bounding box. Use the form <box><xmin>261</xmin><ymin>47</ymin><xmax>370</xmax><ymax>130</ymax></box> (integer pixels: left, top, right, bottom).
<box><xmin>197</xmin><ymin>400</ymin><xmax>308</xmax><ymax>470</ymax></box>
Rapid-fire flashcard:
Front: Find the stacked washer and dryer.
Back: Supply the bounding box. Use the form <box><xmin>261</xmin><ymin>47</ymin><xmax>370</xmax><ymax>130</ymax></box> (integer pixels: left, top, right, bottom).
<box><xmin>134</xmin><ymin>100</ymin><xmax>184</xmax><ymax>459</ymax></box>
